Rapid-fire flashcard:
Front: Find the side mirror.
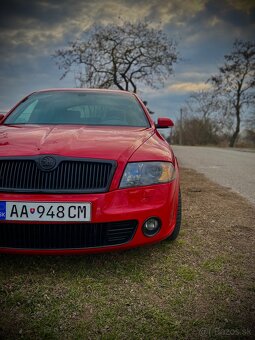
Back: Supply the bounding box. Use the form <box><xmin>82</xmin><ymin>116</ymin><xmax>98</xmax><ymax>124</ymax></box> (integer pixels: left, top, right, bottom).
<box><xmin>156</xmin><ymin>117</ymin><xmax>174</xmax><ymax>129</ymax></box>
<box><xmin>0</xmin><ymin>114</ymin><xmax>5</xmax><ymax>123</ymax></box>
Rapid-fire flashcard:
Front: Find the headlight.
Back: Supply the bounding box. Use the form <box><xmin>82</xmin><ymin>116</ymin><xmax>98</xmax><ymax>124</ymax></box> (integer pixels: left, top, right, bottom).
<box><xmin>120</xmin><ymin>162</ymin><xmax>175</xmax><ymax>188</ymax></box>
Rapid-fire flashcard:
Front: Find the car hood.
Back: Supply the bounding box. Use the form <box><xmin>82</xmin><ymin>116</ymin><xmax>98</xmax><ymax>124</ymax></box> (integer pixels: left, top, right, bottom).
<box><xmin>0</xmin><ymin>125</ymin><xmax>154</xmax><ymax>162</ymax></box>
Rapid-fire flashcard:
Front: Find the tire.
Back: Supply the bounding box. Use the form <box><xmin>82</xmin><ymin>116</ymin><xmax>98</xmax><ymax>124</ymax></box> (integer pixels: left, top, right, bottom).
<box><xmin>167</xmin><ymin>189</ymin><xmax>182</xmax><ymax>241</ymax></box>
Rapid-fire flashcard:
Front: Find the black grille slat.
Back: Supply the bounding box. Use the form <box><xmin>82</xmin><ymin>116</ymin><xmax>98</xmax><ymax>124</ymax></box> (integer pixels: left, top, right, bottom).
<box><xmin>86</xmin><ymin>163</ymin><xmax>90</xmax><ymax>188</ymax></box>
<box><xmin>0</xmin><ymin>220</ymin><xmax>137</xmax><ymax>249</ymax></box>
<box><xmin>0</xmin><ymin>157</ymin><xmax>115</xmax><ymax>193</ymax></box>
<box><xmin>24</xmin><ymin>162</ymin><xmax>30</xmax><ymax>188</ymax></box>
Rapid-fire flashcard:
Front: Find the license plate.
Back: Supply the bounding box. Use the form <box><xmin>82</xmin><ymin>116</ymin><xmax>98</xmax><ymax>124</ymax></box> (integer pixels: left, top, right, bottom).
<box><xmin>0</xmin><ymin>202</ymin><xmax>91</xmax><ymax>222</ymax></box>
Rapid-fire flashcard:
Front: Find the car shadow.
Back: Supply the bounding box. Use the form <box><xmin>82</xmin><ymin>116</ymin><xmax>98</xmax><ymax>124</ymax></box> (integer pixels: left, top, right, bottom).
<box><xmin>0</xmin><ymin>241</ymin><xmax>177</xmax><ymax>282</ymax></box>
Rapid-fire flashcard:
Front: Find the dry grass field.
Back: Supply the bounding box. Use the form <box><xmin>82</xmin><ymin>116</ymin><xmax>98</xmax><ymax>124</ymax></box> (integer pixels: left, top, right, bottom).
<box><xmin>0</xmin><ymin>168</ymin><xmax>254</xmax><ymax>339</ymax></box>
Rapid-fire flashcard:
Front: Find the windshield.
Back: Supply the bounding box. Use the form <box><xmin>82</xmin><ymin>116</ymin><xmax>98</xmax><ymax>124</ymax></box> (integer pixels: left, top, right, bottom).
<box><xmin>4</xmin><ymin>91</ymin><xmax>150</xmax><ymax>127</ymax></box>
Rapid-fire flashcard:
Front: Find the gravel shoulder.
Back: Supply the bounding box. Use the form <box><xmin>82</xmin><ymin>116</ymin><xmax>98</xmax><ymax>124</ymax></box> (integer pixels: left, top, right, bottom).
<box><xmin>0</xmin><ymin>168</ymin><xmax>254</xmax><ymax>339</ymax></box>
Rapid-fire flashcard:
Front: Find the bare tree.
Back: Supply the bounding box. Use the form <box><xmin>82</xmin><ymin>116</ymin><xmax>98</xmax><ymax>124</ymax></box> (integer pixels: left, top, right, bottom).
<box><xmin>245</xmin><ymin>109</ymin><xmax>255</xmax><ymax>129</ymax></box>
<box><xmin>209</xmin><ymin>40</ymin><xmax>255</xmax><ymax>147</ymax></box>
<box><xmin>54</xmin><ymin>21</ymin><xmax>179</xmax><ymax>93</ymax></box>
<box><xmin>171</xmin><ymin>101</ymin><xmax>220</xmax><ymax>146</ymax></box>
<box><xmin>186</xmin><ymin>90</ymin><xmax>233</xmax><ymax>134</ymax></box>
<box><xmin>186</xmin><ymin>90</ymin><xmax>221</xmax><ymax>120</ymax></box>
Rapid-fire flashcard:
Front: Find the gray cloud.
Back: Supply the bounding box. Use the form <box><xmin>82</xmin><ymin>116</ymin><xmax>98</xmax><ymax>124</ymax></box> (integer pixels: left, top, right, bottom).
<box><xmin>0</xmin><ymin>0</ymin><xmax>254</xmax><ymax>113</ymax></box>
<box><xmin>1</xmin><ymin>0</ymin><xmax>82</xmax><ymax>28</ymax></box>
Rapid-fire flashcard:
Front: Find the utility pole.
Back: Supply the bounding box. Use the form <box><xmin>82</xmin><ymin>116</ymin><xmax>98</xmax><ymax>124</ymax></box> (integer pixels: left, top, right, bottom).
<box><xmin>179</xmin><ymin>108</ymin><xmax>183</xmax><ymax>145</ymax></box>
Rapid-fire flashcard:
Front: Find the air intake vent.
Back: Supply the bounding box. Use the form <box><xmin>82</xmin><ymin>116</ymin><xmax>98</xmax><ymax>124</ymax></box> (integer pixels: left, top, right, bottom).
<box><xmin>0</xmin><ymin>220</ymin><xmax>138</xmax><ymax>249</ymax></box>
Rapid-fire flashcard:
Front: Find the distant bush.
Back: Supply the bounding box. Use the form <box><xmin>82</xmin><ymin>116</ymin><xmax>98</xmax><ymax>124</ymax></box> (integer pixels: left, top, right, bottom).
<box><xmin>170</xmin><ymin>117</ymin><xmax>220</xmax><ymax>145</ymax></box>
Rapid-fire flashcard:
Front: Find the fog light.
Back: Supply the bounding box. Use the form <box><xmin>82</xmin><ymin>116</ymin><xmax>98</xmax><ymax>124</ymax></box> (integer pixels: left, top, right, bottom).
<box><xmin>142</xmin><ymin>217</ymin><xmax>161</xmax><ymax>237</ymax></box>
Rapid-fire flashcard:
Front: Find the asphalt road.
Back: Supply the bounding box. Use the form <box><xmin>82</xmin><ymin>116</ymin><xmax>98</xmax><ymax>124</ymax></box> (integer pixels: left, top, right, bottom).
<box><xmin>172</xmin><ymin>146</ymin><xmax>255</xmax><ymax>205</ymax></box>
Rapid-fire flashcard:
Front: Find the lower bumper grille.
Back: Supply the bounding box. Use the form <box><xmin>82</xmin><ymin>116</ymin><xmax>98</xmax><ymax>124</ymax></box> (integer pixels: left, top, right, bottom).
<box><xmin>0</xmin><ymin>220</ymin><xmax>138</xmax><ymax>249</ymax></box>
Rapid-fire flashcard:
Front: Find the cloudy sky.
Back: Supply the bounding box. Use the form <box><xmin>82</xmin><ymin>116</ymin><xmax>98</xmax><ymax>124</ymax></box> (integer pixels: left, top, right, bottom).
<box><xmin>0</xmin><ymin>0</ymin><xmax>254</xmax><ymax>121</ymax></box>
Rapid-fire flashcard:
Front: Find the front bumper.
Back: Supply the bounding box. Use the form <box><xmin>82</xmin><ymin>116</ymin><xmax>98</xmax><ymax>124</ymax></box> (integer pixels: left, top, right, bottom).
<box><xmin>0</xmin><ymin>181</ymin><xmax>179</xmax><ymax>255</ymax></box>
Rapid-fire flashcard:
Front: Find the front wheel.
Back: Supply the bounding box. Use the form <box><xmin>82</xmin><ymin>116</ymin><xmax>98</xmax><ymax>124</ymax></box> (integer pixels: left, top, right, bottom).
<box><xmin>167</xmin><ymin>189</ymin><xmax>182</xmax><ymax>241</ymax></box>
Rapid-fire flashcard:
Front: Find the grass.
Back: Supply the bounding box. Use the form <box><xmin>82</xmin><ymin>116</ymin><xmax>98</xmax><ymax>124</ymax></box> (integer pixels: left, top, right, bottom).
<box><xmin>202</xmin><ymin>256</ymin><xmax>226</xmax><ymax>273</ymax></box>
<box><xmin>0</xmin><ymin>168</ymin><xmax>254</xmax><ymax>339</ymax></box>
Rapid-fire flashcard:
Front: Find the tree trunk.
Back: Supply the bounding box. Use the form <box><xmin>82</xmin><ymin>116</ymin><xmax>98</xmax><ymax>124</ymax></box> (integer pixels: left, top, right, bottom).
<box><xmin>229</xmin><ymin>108</ymin><xmax>240</xmax><ymax>147</ymax></box>
<box><xmin>229</xmin><ymin>85</ymin><xmax>242</xmax><ymax>148</ymax></box>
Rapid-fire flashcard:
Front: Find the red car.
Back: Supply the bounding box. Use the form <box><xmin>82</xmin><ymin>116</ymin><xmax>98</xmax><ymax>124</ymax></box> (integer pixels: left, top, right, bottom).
<box><xmin>0</xmin><ymin>89</ymin><xmax>181</xmax><ymax>255</ymax></box>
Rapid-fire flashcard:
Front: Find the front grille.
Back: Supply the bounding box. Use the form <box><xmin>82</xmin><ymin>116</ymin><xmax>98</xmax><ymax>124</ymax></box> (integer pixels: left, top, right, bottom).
<box><xmin>0</xmin><ymin>220</ymin><xmax>138</xmax><ymax>249</ymax></box>
<box><xmin>0</xmin><ymin>156</ymin><xmax>116</xmax><ymax>193</ymax></box>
